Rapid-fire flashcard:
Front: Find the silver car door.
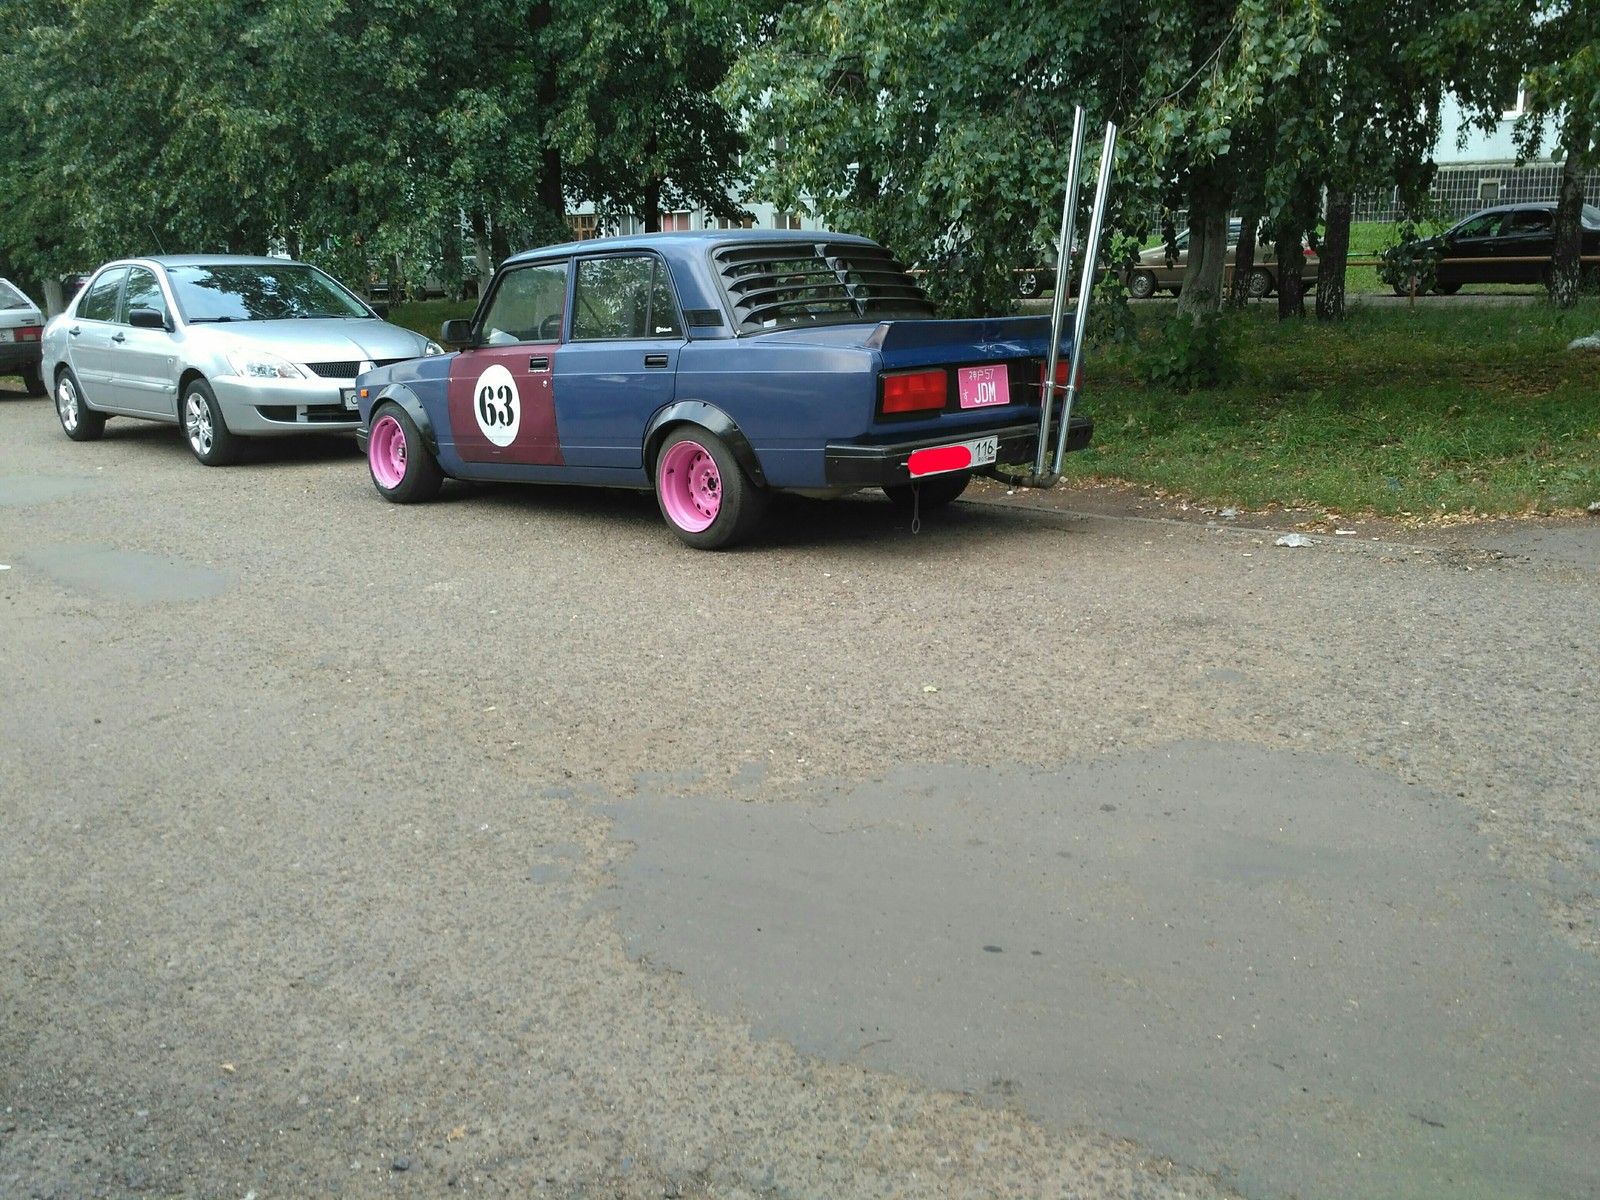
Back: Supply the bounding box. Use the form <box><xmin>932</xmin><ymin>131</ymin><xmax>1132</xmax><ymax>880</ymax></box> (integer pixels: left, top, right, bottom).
<box><xmin>63</xmin><ymin>268</ymin><xmax>127</xmax><ymax>409</ymax></box>
<box><xmin>108</xmin><ymin>266</ymin><xmax>180</xmax><ymax>417</ymax></box>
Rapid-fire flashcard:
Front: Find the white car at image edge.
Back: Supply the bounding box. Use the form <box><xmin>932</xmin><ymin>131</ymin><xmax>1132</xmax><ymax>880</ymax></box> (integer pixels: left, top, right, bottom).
<box><xmin>0</xmin><ymin>277</ymin><xmax>46</xmax><ymax>396</ymax></box>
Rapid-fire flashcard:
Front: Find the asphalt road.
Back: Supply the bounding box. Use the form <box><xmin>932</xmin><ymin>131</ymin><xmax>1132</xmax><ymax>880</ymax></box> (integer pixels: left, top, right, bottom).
<box><xmin>2</xmin><ymin>381</ymin><xmax>1597</xmax><ymax>1200</ymax></box>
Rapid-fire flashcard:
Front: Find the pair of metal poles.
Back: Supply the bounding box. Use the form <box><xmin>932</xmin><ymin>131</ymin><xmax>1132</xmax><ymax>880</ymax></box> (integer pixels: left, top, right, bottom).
<box><xmin>1030</xmin><ymin>107</ymin><xmax>1118</xmax><ymax>483</ymax></box>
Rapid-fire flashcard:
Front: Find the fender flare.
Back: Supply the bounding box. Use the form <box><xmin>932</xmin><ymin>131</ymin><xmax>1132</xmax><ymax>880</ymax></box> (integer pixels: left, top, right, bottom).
<box><xmin>367</xmin><ymin>384</ymin><xmax>440</xmax><ymax>458</ymax></box>
<box><xmin>643</xmin><ymin>400</ymin><xmax>766</xmax><ymax>488</ymax></box>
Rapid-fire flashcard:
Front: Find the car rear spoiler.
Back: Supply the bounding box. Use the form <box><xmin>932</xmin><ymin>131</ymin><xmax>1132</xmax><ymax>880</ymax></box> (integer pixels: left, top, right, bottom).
<box><xmin>864</xmin><ymin>316</ymin><xmax>1054</xmax><ymax>356</ymax></box>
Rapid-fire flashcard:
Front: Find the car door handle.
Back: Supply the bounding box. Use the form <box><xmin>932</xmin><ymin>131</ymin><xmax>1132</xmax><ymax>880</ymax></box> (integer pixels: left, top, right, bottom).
<box><xmin>529</xmin><ymin>356</ymin><xmax>550</xmax><ymax>372</ymax></box>
<box><xmin>69</xmin><ymin>326</ymin><xmax>82</xmax><ymax>337</ymax></box>
<box><xmin>644</xmin><ymin>353</ymin><xmax>670</xmax><ymax>369</ymax></box>
<box><xmin>111</xmin><ymin>332</ymin><xmax>127</xmax><ymax>343</ymax></box>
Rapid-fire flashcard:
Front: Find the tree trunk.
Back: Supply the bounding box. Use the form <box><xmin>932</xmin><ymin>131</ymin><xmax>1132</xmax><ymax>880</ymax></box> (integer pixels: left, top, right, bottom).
<box><xmin>489</xmin><ymin>215</ymin><xmax>510</xmax><ymax>268</ymax></box>
<box><xmin>285</xmin><ymin>228</ymin><xmax>302</xmax><ymax>261</ymax></box>
<box><xmin>1316</xmin><ymin>190</ymin><xmax>1352</xmax><ymax>322</ymax></box>
<box><xmin>1274</xmin><ymin>216</ymin><xmax>1306</xmax><ymax>319</ymax></box>
<box><xmin>1176</xmin><ymin>175</ymin><xmax>1229</xmax><ymax>321</ymax></box>
<box><xmin>1548</xmin><ymin>154</ymin><xmax>1584</xmax><ymax>309</ymax></box>
<box><xmin>42</xmin><ymin>278</ymin><xmax>65</xmax><ymax>318</ymax></box>
<box><xmin>471</xmin><ymin>208</ymin><xmax>493</xmax><ymax>278</ymax></box>
<box><xmin>644</xmin><ymin>176</ymin><xmax>662</xmax><ymax>233</ymax></box>
<box><xmin>1229</xmin><ymin>210</ymin><xmax>1259</xmax><ymax>310</ymax></box>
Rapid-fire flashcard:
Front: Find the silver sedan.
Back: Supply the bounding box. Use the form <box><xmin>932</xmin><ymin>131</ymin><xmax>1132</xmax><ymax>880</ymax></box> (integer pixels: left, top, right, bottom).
<box><xmin>40</xmin><ymin>255</ymin><xmax>443</xmax><ymax>465</ymax></box>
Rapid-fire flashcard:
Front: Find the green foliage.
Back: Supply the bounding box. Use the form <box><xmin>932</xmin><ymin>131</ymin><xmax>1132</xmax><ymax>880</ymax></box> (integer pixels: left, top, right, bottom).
<box><xmin>1136</xmin><ymin>312</ymin><xmax>1243</xmax><ymax>392</ymax></box>
<box><xmin>1068</xmin><ymin>299</ymin><xmax>1600</xmax><ymax>517</ymax></box>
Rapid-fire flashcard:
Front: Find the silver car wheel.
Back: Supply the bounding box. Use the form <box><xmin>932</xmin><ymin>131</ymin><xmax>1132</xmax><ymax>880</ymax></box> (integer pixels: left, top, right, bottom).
<box><xmin>1128</xmin><ymin>270</ymin><xmax>1157</xmax><ymax>301</ymax></box>
<box><xmin>185</xmin><ymin>392</ymin><xmax>214</xmax><ymax>457</ymax></box>
<box><xmin>56</xmin><ymin>376</ymin><xmax>79</xmax><ymax>432</ymax></box>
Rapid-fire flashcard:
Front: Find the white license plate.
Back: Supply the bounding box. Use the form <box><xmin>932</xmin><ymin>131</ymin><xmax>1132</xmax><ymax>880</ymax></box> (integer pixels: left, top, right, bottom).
<box><xmin>907</xmin><ymin>435</ymin><xmax>999</xmax><ymax>478</ymax></box>
<box><xmin>341</xmin><ymin>387</ymin><xmax>358</xmax><ymax>410</ymax></box>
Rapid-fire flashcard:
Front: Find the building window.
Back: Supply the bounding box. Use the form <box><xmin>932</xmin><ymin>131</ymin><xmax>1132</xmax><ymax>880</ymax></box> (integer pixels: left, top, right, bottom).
<box><xmin>568</xmin><ymin>214</ymin><xmax>600</xmax><ymax>240</ymax></box>
<box><xmin>774</xmin><ymin>212</ymin><xmax>802</xmax><ymax>230</ymax></box>
<box><xmin>715</xmin><ymin>214</ymin><xmax>755</xmax><ymax>229</ymax></box>
<box><xmin>659</xmin><ymin>212</ymin><xmax>692</xmax><ymax>232</ymax></box>
<box><xmin>1501</xmin><ymin>85</ymin><xmax>1527</xmax><ymax>119</ymax></box>
<box><xmin>1479</xmin><ymin>179</ymin><xmax>1501</xmax><ymax>204</ymax></box>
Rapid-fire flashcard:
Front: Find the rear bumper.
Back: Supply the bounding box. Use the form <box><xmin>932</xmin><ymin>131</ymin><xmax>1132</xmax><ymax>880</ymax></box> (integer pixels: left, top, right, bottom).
<box><xmin>824</xmin><ymin>416</ymin><xmax>1093</xmax><ymax>488</ymax></box>
<box><xmin>0</xmin><ymin>343</ymin><xmax>42</xmax><ymax>370</ymax></box>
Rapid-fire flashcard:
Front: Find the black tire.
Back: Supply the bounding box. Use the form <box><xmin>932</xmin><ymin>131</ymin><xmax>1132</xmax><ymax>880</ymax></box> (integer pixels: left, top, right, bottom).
<box><xmin>1435</xmin><ymin>282</ymin><xmax>1462</xmax><ymax>295</ymax></box>
<box><xmin>654</xmin><ymin>425</ymin><xmax>767</xmax><ymax>550</ymax></box>
<box><xmin>21</xmin><ymin>363</ymin><xmax>45</xmax><ymax>397</ymax></box>
<box><xmin>1247</xmin><ymin>267</ymin><xmax>1274</xmax><ymax>298</ymax></box>
<box><xmin>54</xmin><ymin>369</ymin><xmax>106</xmax><ymax>441</ymax></box>
<box><xmin>367</xmin><ymin>402</ymin><xmax>444</xmax><ymax>504</ymax></box>
<box><xmin>1015</xmin><ymin>271</ymin><xmax>1043</xmax><ymax>299</ymax></box>
<box><xmin>181</xmin><ymin>378</ymin><xmax>241</xmax><ymax>466</ymax></box>
<box><xmin>883</xmin><ymin>471</ymin><xmax>971</xmax><ymax>510</ymax></box>
<box><xmin>1128</xmin><ymin>271</ymin><xmax>1157</xmax><ymax>300</ymax></box>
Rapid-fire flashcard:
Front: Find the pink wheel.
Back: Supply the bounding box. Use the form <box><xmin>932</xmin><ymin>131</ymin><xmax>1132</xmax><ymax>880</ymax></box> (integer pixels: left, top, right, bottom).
<box><xmin>367</xmin><ymin>403</ymin><xmax>443</xmax><ymax>503</ymax></box>
<box><xmin>654</xmin><ymin>426</ymin><xmax>767</xmax><ymax>549</ymax></box>
<box><xmin>658</xmin><ymin>438</ymin><xmax>722</xmax><ymax>532</ymax></box>
<box><xmin>369</xmin><ymin>413</ymin><xmax>408</xmax><ymax>489</ymax></box>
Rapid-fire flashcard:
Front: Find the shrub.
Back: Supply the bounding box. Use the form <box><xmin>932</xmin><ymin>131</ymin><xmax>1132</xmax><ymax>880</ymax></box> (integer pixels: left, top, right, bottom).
<box><xmin>1136</xmin><ymin>311</ymin><xmax>1242</xmax><ymax>392</ymax></box>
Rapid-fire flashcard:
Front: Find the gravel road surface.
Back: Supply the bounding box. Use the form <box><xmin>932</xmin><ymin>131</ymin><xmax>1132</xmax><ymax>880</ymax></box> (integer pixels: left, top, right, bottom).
<box><xmin>2</xmin><ymin>381</ymin><xmax>1596</xmax><ymax>1200</ymax></box>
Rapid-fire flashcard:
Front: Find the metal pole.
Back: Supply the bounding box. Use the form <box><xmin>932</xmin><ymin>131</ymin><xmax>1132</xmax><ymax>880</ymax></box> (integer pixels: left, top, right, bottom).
<box><xmin>1033</xmin><ymin>106</ymin><xmax>1086</xmax><ymax>479</ymax></box>
<box><xmin>1052</xmin><ymin>120</ymin><xmax>1118</xmax><ymax>473</ymax></box>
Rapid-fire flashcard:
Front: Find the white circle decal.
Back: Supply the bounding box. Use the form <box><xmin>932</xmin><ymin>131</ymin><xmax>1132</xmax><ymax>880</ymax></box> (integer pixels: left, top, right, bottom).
<box><xmin>472</xmin><ymin>364</ymin><xmax>521</xmax><ymax>447</ymax></box>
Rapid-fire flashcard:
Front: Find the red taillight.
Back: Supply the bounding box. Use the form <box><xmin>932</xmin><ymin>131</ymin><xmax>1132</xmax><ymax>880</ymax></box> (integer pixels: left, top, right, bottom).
<box><xmin>15</xmin><ymin>326</ymin><xmax>41</xmax><ymax>342</ymax></box>
<box><xmin>881</xmin><ymin>368</ymin><xmax>947</xmax><ymax>415</ymax></box>
<box><xmin>1038</xmin><ymin>359</ymin><xmax>1077</xmax><ymax>398</ymax></box>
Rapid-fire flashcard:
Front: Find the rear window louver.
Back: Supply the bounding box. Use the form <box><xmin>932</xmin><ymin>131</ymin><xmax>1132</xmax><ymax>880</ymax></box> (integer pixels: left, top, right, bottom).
<box><xmin>713</xmin><ymin>241</ymin><xmax>936</xmax><ymax>334</ymax></box>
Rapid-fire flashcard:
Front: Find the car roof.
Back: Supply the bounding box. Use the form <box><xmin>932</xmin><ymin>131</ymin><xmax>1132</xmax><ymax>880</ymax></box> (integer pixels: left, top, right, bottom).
<box><xmin>501</xmin><ymin>227</ymin><xmax>876</xmax><ymax>268</ymax></box>
<box><xmin>88</xmin><ymin>255</ymin><xmax>316</xmax><ymax>273</ymax></box>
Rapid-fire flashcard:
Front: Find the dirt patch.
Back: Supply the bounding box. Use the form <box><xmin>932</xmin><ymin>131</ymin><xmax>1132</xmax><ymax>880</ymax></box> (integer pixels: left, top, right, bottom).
<box><xmin>967</xmin><ymin>474</ymin><xmax>1599</xmax><ymax>552</ymax></box>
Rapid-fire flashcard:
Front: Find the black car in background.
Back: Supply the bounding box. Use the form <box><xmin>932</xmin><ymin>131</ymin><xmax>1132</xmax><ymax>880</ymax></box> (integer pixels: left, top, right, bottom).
<box><xmin>1392</xmin><ymin>202</ymin><xmax>1600</xmax><ymax>294</ymax></box>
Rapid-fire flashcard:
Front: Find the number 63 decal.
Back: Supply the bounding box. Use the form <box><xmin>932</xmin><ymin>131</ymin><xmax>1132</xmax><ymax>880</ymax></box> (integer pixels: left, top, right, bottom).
<box><xmin>472</xmin><ymin>364</ymin><xmax>522</xmax><ymax>448</ymax></box>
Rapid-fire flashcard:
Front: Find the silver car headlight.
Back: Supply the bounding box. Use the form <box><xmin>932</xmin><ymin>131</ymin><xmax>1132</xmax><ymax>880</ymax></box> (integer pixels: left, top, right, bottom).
<box><xmin>224</xmin><ymin>347</ymin><xmax>308</xmax><ymax>380</ymax></box>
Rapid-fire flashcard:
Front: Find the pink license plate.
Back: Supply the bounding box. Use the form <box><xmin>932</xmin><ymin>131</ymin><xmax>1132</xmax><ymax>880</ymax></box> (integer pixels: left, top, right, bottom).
<box><xmin>958</xmin><ymin>364</ymin><xmax>1008</xmax><ymax>409</ymax></box>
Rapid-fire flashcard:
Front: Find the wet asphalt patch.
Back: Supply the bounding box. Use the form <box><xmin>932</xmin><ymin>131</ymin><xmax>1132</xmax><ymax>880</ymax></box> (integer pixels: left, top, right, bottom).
<box><xmin>18</xmin><ymin>544</ymin><xmax>232</xmax><ymax>605</ymax></box>
<box><xmin>599</xmin><ymin>739</ymin><xmax>1599</xmax><ymax>1200</ymax></box>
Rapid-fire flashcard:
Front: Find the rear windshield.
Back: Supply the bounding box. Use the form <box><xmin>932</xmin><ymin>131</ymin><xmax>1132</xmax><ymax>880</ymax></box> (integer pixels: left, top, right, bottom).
<box><xmin>168</xmin><ymin>264</ymin><xmax>370</xmax><ymax>322</ymax></box>
<box><xmin>0</xmin><ymin>279</ymin><xmax>32</xmax><ymax>310</ymax></box>
<box><xmin>1584</xmin><ymin>204</ymin><xmax>1600</xmax><ymax>230</ymax></box>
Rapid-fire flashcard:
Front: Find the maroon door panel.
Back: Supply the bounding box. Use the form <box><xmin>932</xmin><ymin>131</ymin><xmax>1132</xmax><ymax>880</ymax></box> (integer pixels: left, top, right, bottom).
<box><xmin>446</xmin><ymin>344</ymin><xmax>563</xmax><ymax>466</ymax></box>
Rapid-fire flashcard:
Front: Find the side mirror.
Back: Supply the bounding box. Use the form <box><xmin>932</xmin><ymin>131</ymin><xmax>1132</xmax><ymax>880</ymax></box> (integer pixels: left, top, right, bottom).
<box><xmin>370</xmin><ymin>302</ymin><xmax>390</xmax><ymax>319</ymax></box>
<box><xmin>128</xmin><ymin>307</ymin><xmax>168</xmax><ymax>331</ymax></box>
<box><xmin>440</xmin><ymin>318</ymin><xmax>473</xmax><ymax>348</ymax></box>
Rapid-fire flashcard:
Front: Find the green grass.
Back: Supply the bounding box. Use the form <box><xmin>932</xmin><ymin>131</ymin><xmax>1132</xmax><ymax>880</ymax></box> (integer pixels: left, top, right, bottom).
<box><xmin>1066</xmin><ymin>298</ymin><xmax>1600</xmax><ymax>519</ymax></box>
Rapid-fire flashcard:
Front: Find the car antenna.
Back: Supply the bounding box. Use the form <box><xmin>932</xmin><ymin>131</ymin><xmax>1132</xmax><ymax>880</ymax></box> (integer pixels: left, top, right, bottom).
<box><xmin>147</xmin><ymin>226</ymin><xmax>168</xmax><ymax>255</ymax></box>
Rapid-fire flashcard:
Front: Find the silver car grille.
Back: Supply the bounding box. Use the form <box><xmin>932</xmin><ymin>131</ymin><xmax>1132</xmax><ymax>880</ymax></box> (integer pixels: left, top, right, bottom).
<box><xmin>304</xmin><ymin>357</ymin><xmax>406</xmax><ymax>379</ymax></box>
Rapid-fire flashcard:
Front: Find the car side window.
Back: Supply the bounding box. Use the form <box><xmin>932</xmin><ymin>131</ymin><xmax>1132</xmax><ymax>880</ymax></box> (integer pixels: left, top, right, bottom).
<box><xmin>1508</xmin><ymin>209</ymin><xmax>1552</xmax><ymax>234</ymax></box>
<box><xmin>572</xmin><ymin>255</ymin><xmax>683</xmax><ymax>340</ymax></box>
<box><xmin>120</xmin><ymin>267</ymin><xmax>169</xmax><ymax>324</ymax></box>
<box><xmin>480</xmin><ymin>262</ymin><xmax>568</xmax><ymax>345</ymax></box>
<box><xmin>1455</xmin><ymin>212</ymin><xmax>1504</xmax><ymax>240</ymax></box>
<box><xmin>77</xmin><ymin>269</ymin><xmax>126</xmax><ymax>323</ymax></box>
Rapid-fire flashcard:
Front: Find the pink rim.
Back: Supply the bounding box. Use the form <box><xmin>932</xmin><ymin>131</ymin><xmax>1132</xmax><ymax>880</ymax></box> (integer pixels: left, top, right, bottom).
<box><xmin>370</xmin><ymin>413</ymin><xmax>408</xmax><ymax>489</ymax></box>
<box><xmin>658</xmin><ymin>439</ymin><xmax>721</xmax><ymax>532</ymax></box>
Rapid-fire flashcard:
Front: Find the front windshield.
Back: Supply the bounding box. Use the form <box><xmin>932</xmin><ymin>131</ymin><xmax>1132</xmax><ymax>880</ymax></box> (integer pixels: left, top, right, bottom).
<box><xmin>0</xmin><ymin>279</ymin><xmax>32</xmax><ymax>310</ymax></box>
<box><xmin>168</xmin><ymin>263</ymin><xmax>370</xmax><ymax>322</ymax></box>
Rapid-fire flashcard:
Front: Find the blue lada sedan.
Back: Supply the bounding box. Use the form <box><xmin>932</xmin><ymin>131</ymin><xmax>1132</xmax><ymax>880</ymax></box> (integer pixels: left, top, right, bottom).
<box><xmin>355</xmin><ymin>229</ymin><xmax>1093</xmax><ymax>548</ymax></box>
